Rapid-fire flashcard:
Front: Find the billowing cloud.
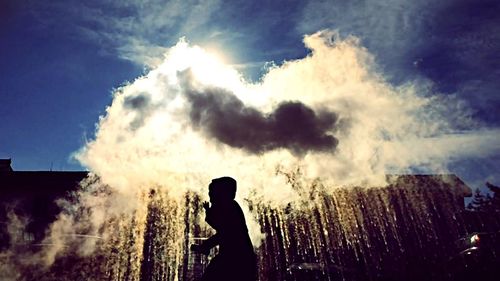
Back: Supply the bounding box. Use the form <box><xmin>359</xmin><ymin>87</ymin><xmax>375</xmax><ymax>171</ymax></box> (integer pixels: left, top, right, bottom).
<box><xmin>76</xmin><ymin>30</ymin><xmax>500</xmax><ymax>197</ymax></box>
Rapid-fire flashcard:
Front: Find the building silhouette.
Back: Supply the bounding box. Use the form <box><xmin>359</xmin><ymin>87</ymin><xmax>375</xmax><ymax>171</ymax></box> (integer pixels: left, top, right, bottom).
<box><xmin>0</xmin><ymin>159</ymin><xmax>87</xmax><ymax>248</ymax></box>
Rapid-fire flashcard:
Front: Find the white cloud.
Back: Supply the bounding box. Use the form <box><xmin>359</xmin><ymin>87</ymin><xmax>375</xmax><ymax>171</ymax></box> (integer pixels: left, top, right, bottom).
<box><xmin>67</xmin><ymin>34</ymin><xmax>500</xmax><ymax>262</ymax></box>
<box><xmin>77</xmin><ymin>30</ymin><xmax>500</xmax><ymax>198</ymax></box>
<box><xmin>298</xmin><ymin>0</ymin><xmax>439</xmax><ymax>48</ymax></box>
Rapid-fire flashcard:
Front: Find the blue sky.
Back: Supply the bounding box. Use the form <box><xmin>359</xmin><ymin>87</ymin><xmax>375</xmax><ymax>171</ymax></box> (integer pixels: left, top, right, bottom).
<box><xmin>1</xmin><ymin>0</ymin><xmax>499</xmax><ymax>190</ymax></box>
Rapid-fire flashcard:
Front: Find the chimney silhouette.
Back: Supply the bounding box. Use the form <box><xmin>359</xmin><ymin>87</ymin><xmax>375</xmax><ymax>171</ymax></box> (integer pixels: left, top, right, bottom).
<box><xmin>0</xmin><ymin>158</ymin><xmax>13</xmax><ymax>172</ymax></box>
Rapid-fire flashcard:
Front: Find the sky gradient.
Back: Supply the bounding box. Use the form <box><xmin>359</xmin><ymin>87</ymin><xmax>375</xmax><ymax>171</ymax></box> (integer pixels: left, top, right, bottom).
<box><xmin>1</xmin><ymin>0</ymin><xmax>499</xmax><ymax>190</ymax></box>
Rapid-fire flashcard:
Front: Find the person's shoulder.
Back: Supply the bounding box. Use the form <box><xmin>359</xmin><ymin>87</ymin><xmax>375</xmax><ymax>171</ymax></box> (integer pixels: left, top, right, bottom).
<box><xmin>231</xmin><ymin>200</ymin><xmax>242</xmax><ymax>208</ymax></box>
<box><xmin>216</xmin><ymin>200</ymin><xmax>243</xmax><ymax>213</ymax></box>
<box><xmin>231</xmin><ymin>200</ymin><xmax>246</xmax><ymax>214</ymax></box>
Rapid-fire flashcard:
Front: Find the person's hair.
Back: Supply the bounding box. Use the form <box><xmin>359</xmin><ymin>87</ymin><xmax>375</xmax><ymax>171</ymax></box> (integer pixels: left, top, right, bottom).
<box><xmin>209</xmin><ymin>176</ymin><xmax>237</xmax><ymax>200</ymax></box>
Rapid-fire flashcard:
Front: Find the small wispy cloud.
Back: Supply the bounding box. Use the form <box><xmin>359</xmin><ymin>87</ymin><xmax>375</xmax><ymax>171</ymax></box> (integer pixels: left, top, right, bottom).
<box><xmin>28</xmin><ymin>0</ymin><xmax>222</xmax><ymax>66</ymax></box>
<box><xmin>297</xmin><ymin>0</ymin><xmax>500</xmax><ymax>124</ymax></box>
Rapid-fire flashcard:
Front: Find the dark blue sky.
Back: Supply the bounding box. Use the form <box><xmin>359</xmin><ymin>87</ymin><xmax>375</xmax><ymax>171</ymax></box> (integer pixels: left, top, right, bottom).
<box><xmin>1</xmin><ymin>0</ymin><xmax>499</xmax><ymax>189</ymax></box>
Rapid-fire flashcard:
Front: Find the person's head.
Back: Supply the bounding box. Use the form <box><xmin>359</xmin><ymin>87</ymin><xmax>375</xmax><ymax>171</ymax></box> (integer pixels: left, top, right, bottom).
<box><xmin>208</xmin><ymin>176</ymin><xmax>237</xmax><ymax>203</ymax></box>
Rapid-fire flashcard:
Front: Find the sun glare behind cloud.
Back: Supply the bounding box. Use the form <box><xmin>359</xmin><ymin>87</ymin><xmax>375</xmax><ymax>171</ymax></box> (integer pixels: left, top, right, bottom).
<box><xmin>156</xmin><ymin>39</ymin><xmax>243</xmax><ymax>92</ymax></box>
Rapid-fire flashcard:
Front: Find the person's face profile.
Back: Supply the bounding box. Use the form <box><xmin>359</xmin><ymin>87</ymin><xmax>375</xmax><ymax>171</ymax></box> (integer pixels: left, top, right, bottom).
<box><xmin>208</xmin><ymin>188</ymin><xmax>215</xmax><ymax>203</ymax></box>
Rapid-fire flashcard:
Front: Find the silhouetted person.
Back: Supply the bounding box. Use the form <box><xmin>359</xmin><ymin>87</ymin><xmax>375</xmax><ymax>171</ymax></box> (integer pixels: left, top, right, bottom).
<box><xmin>191</xmin><ymin>177</ymin><xmax>257</xmax><ymax>281</ymax></box>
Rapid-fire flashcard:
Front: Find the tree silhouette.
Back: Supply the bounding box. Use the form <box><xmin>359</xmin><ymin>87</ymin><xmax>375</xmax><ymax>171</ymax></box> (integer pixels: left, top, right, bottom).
<box><xmin>485</xmin><ymin>182</ymin><xmax>500</xmax><ymax>210</ymax></box>
<box><xmin>467</xmin><ymin>182</ymin><xmax>500</xmax><ymax>212</ymax></box>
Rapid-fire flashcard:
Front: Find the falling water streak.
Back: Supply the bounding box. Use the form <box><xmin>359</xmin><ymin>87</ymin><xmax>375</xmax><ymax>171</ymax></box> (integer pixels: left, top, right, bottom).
<box><xmin>15</xmin><ymin>174</ymin><xmax>500</xmax><ymax>281</ymax></box>
<box><xmin>249</xmin><ymin>174</ymin><xmax>476</xmax><ymax>281</ymax></box>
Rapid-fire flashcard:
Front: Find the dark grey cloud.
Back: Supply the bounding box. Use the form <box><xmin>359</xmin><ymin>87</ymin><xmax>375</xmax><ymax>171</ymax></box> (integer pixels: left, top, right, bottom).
<box><xmin>124</xmin><ymin>94</ymin><xmax>149</xmax><ymax>109</ymax></box>
<box><xmin>123</xmin><ymin>93</ymin><xmax>153</xmax><ymax>130</ymax></box>
<box><xmin>179</xmin><ymin>72</ymin><xmax>338</xmax><ymax>155</ymax></box>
